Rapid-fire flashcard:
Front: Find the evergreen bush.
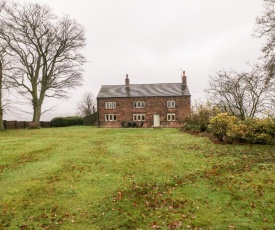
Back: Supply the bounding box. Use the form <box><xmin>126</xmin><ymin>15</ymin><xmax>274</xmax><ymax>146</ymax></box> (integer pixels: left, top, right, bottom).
<box><xmin>51</xmin><ymin>116</ymin><xmax>83</xmax><ymax>127</ymax></box>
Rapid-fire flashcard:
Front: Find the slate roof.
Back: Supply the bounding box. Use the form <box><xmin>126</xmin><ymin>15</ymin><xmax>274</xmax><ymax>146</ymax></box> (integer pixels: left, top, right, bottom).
<box><xmin>97</xmin><ymin>83</ymin><xmax>191</xmax><ymax>98</ymax></box>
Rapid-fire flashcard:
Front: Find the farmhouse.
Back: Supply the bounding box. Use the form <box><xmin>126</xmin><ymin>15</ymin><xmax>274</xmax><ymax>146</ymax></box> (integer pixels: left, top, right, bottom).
<box><xmin>97</xmin><ymin>71</ymin><xmax>191</xmax><ymax>128</ymax></box>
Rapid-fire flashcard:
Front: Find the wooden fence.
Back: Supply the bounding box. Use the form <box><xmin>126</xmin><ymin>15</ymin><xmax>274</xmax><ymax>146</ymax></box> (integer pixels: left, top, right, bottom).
<box><xmin>3</xmin><ymin>120</ymin><xmax>52</xmax><ymax>129</ymax></box>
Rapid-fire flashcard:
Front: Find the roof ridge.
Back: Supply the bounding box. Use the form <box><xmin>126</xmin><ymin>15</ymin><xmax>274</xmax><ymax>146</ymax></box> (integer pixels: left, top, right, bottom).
<box><xmin>102</xmin><ymin>82</ymin><xmax>182</xmax><ymax>86</ymax></box>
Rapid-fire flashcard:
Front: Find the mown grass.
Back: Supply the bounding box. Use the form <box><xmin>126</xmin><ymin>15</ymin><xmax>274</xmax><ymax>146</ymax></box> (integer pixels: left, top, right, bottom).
<box><xmin>0</xmin><ymin>127</ymin><xmax>274</xmax><ymax>229</ymax></box>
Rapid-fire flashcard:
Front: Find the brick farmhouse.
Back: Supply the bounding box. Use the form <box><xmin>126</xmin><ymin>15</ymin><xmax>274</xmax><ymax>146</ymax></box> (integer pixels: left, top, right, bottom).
<box><xmin>96</xmin><ymin>71</ymin><xmax>191</xmax><ymax>128</ymax></box>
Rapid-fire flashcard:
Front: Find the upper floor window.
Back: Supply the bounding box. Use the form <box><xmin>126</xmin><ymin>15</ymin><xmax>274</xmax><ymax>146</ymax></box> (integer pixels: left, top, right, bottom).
<box><xmin>133</xmin><ymin>101</ymin><xmax>145</xmax><ymax>108</ymax></box>
<box><xmin>133</xmin><ymin>114</ymin><xmax>145</xmax><ymax>121</ymax></box>
<box><xmin>167</xmin><ymin>113</ymin><xmax>175</xmax><ymax>121</ymax></box>
<box><xmin>105</xmin><ymin>114</ymin><xmax>117</xmax><ymax>121</ymax></box>
<box><xmin>167</xmin><ymin>100</ymin><xmax>175</xmax><ymax>108</ymax></box>
<box><xmin>105</xmin><ymin>102</ymin><xmax>116</xmax><ymax>109</ymax></box>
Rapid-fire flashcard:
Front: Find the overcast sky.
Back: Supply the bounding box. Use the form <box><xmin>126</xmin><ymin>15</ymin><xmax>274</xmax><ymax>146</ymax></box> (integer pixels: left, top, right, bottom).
<box><xmin>13</xmin><ymin>0</ymin><xmax>265</xmax><ymax>120</ymax></box>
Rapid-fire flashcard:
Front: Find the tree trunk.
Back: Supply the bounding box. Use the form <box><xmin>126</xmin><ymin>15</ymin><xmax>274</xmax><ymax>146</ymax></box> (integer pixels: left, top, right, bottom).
<box><xmin>32</xmin><ymin>98</ymin><xmax>42</xmax><ymax>128</ymax></box>
<box><xmin>0</xmin><ymin>59</ymin><xmax>4</xmax><ymax>131</ymax></box>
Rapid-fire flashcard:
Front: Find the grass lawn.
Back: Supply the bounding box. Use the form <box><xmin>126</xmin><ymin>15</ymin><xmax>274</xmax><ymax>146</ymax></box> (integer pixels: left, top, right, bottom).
<box><xmin>0</xmin><ymin>127</ymin><xmax>274</xmax><ymax>229</ymax></box>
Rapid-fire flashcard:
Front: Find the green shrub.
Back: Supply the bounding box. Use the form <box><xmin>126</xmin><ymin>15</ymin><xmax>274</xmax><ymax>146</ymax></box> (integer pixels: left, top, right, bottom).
<box><xmin>183</xmin><ymin>114</ymin><xmax>202</xmax><ymax>131</ymax></box>
<box><xmin>83</xmin><ymin>112</ymin><xmax>97</xmax><ymax>126</ymax></box>
<box><xmin>51</xmin><ymin>116</ymin><xmax>83</xmax><ymax>127</ymax></box>
<box><xmin>240</xmin><ymin>118</ymin><xmax>275</xmax><ymax>144</ymax></box>
<box><xmin>183</xmin><ymin>102</ymin><xmax>218</xmax><ymax>132</ymax></box>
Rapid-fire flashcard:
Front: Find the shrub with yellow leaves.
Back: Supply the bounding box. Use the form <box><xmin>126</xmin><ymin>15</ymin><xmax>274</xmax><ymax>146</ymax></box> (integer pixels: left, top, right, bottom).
<box><xmin>209</xmin><ymin>114</ymin><xmax>275</xmax><ymax>144</ymax></box>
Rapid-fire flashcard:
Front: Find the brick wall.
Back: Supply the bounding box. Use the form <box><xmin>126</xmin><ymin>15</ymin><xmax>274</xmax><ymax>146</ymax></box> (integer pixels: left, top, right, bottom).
<box><xmin>97</xmin><ymin>96</ymin><xmax>191</xmax><ymax>128</ymax></box>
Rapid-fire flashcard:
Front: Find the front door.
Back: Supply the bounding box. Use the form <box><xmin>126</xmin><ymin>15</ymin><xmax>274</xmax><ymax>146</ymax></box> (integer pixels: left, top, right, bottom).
<box><xmin>153</xmin><ymin>114</ymin><xmax>160</xmax><ymax>127</ymax></box>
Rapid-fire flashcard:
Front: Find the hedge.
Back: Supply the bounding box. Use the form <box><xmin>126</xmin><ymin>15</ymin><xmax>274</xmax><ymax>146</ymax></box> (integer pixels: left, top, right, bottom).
<box><xmin>51</xmin><ymin>116</ymin><xmax>83</xmax><ymax>127</ymax></box>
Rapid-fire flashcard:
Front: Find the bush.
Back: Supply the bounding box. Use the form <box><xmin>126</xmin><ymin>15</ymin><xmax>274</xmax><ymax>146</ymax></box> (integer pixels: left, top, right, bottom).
<box><xmin>240</xmin><ymin>118</ymin><xmax>275</xmax><ymax>144</ymax></box>
<box><xmin>209</xmin><ymin>114</ymin><xmax>275</xmax><ymax>144</ymax></box>
<box><xmin>182</xmin><ymin>102</ymin><xmax>219</xmax><ymax>132</ymax></box>
<box><xmin>51</xmin><ymin>116</ymin><xmax>83</xmax><ymax>127</ymax></box>
<box><xmin>209</xmin><ymin>113</ymin><xmax>240</xmax><ymax>142</ymax></box>
<box><xmin>83</xmin><ymin>112</ymin><xmax>97</xmax><ymax>126</ymax></box>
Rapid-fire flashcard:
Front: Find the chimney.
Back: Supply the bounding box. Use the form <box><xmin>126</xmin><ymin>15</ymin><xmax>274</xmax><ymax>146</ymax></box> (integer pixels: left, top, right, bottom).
<box><xmin>125</xmin><ymin>74</ymin><xmax>130</xmax><ymax>91</ymax></box>
<box><xmin>182</xmin><ymin>70</ymin><xmax>187</xmax><ymax>86</ymax></box>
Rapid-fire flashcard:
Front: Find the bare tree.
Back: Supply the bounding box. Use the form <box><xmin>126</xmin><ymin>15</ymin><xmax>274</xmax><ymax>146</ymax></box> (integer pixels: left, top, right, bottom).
<box><xmin>0</xmin><ymin>1</ymin><xmax>86</xmax><ymax>127</ymax></box>
<box><xmin>77</xmin><ymin>92</ymin><xmax>96</xmax><ymax>117</ymax></box>
<box><xmin>255</xmin><ymin>0</ymin><xmax>275</xmax><ymax>75</ymax></box>
<box><xmin>0</xmin><ymin>0</ymin><xmax>6</xmax><ymax>130</ymax></box>
<box><xmin>0</xmin><ymin>45</ymin><xmax>22</xmax><ymax>128</ymax></box>
<box><xmin>206</xmin><ymin>65</ymin><xmax>275</xmax><ymax>119</ymax></box>
<box><xmin>207</xmin><ymin>1</ymin><xmax>275</xmax><ymax>119</ymax></box>
<box><xmin>0</xmin><ymin>51</ymin><xmax>4</xmax><ymax>130</ymax></box>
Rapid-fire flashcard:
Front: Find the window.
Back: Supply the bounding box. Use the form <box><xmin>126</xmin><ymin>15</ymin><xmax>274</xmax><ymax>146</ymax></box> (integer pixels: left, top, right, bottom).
<box><xmin>105</xmin><ymin>102</ymin><xmax>116</xmax><ymax>109</ymax></box>
<box><xmin>167</xmin><ymin>113</ymin><xmax>175</xmax><ymax>121</ymax></box>
<box><xmin>133</xmin><ymin>114</ymin><xmax>145</xmax><ymax>121</ymax></box>
<box><xmin>133</xmin><ymin>101</ymin><xmax>145</xmax><ymax>108</ymax></box>
<box><xmin>105</xmin><ymin>114</ymin><xmax>117</xmax><ymax>121</ymax></box>
<box><xmin>167</xmin><ymin>100</ymin><xmax>175</xmax><ymax>108</ymax></box>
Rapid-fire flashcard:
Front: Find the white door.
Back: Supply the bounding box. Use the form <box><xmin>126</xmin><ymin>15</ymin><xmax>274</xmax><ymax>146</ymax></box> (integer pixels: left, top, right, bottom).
<box><xmin>153</xmin><ymin>114</ymin><xmax>160</xmax><ymax>127</ymax></box>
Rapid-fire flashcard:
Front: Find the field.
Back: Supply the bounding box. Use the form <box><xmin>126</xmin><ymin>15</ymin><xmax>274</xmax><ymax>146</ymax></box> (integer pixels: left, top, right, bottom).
<box><xmin>0</xmin><ymin>127</ymin><xmax>274</xmax><ymax>229</ymax></box>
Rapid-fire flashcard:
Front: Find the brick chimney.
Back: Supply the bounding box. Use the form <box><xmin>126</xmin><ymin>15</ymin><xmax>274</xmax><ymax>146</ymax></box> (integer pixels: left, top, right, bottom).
<box><xmin>182</xmin><ymin>70</ymin><xmax>187</xmax><ymax>86</ymax></box>
<box><xmin>125</xmin><ymin>74</ymin><xmax>130</xmax><ymax>91</ymax></box>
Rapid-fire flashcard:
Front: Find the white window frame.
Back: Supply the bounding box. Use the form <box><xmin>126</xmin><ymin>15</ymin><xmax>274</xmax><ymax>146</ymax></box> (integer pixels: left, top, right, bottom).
<box><xmin>167</xmin><ymin>100</ymin><xmax>175</xmax><ymax>108</ymax></box>
<box><xmin>167</xmin><ymin>113</ymin><xmax>175</xmax><ymax>121</ymax></box>
<box><xmin>105</xmin><ymin>102</ymin><xmax>116</xmax><ymax>109</ymax></box>
<box><xmin>133</xmin><ymin>114</ymin><xmax>145</xmax><ymax>121</ymax></box>
<box><xmin>105</xmin><ymin>114</ymin><xmax>117</xmax><ymax>121</ymax></box>
<box><xmin>133</xmin><ymin>101</ymin><xmax>145</xmax><ymax>108</ymax></box>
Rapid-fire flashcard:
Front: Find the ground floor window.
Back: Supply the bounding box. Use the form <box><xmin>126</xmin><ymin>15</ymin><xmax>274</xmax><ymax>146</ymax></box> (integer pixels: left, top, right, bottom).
<box><xmin>167</xmin><ymin>113</ymin><xmax>175</xmax><ymax>121</ymax></box>
<box><xmin>133</xmin><ymin>114</ymin><xmax>145</xmax><ymax>121</ymax></box>
<box><xmin>105</xmin><ymin>114</ymin><xmax>117</xmax><ymax>121</ymax></box>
